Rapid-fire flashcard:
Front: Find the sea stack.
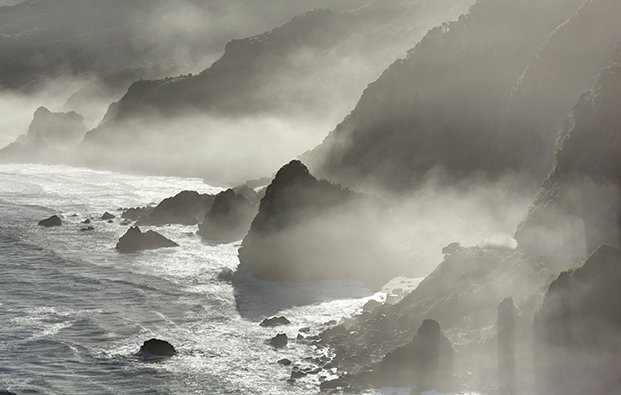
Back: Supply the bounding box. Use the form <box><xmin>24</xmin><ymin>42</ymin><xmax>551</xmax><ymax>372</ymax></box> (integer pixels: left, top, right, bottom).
<box><xmin>497</xmin><ymin>297</ymin><xmax>516</xmax><ymax>393</ymax></box>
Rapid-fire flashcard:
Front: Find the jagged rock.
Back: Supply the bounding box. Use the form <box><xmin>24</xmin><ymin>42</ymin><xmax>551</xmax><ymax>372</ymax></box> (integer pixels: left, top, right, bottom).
<box><xmin>260</xmin><ymin>316</ymin><xmax>291</xmax><ymax>327</ymax></box>
<box><xmin>38</xmin><ymin>215</ymin><xmax>62</xmax><ymax>227</ymax></box>
<box><xmin>366</xmin><ymin>319</ymin><xmax>454</xmax><ymax>390</ymax></box>
<box><xmin>442</xmin><ymin>242</ymin><xmax>462</xmax><ymax>255</ymax></box>
<box><xmin>238</xmin><ymin>160</ymin><xmax>406</xmax><ymax>288</ymax></box>
<box><xmin>198</xmin><ymin>186</ymin><xmax>258</xmax><ymax>242</ymax></box>
<box><xmin>497</xmin><ymin>297</ymin><xmax>517</xmax><ymax>392</ymax></box>
<box><xmin>115</xmin><ymin>226</ymin><xmax>178</xmax><ymax>253</ymax></box>
<box><xmin>137</xmin><ymin>338</ymin><xmax>177</xmax><ymax>357</ymax></box>
<box><xmin>101</xmin><ymin>212</ymin><xmax>116</xmax><ymax>220</ymax></box>
<box><xmin>122</xmin><ymin>206</ymin><xmax>154</xmax><ymax>222</ymax></box>
<box><xmin>132</xmin><ymin>191</ymin><xmax>215</xmax><ymax>226</ymax></box>
<box><xmin>535</xmin><ymin>245</ymin><xmax>621</xmax><ymax>395</ymax></box>
<box><xmin>81</xmin><ymin>219</ymin><xmax>91</xmax><ymax>224</ymax></box>
<box><xmin>269</xmin><ymin>333</ymin><xmax>288</xmax><ymax>349</ymax></box>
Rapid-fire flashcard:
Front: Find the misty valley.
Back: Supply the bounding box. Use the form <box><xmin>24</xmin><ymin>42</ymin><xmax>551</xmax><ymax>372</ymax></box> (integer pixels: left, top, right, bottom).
<box><xmin>0</xmin><ymin>0</ymin><xmax>620</xmax><ymax>394</ymax></box>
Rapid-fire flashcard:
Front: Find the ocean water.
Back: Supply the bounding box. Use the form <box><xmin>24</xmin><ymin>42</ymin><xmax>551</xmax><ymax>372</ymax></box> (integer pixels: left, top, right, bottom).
<box><xmin>0</xmin><ymin>163</ymin><xmax>392</xmax><ymax>395</ymax></box>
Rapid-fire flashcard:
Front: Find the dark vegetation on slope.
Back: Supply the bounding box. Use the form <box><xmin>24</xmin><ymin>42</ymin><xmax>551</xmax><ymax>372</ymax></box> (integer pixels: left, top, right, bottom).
<box><xmin>516</xmin><ymin>51</ymin><xmax>621</xmax><ymax>265</ymax></box>
<box><xmin>306</xmin><ymin>0</ymin><xmax>597</xmax><ymax>191</ymax></box>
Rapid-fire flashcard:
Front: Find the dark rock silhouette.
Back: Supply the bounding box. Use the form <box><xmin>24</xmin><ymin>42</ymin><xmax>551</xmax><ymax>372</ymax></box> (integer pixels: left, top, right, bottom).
<box><xmin>260</xmin><ymin>316</ymin><xmax>290</xmax><ymax>327</ymax></box>
<box><xmin>269</xmin><ymin>333</ymin><xmax>288</xmax><ymax>349</ymax></box>
<box><xmin>115</xmin><ymin>226</ymin><xmax>178</xmax><ymax>253</ymax></box>
<box><xmin>365</xmin><ymin>319</ymin><xmax>454</xmax><ymax>390</ymax></box>
<box><xmin>81</xmin><ymin>219</ymin><xmax>91</xmax><ymax>224</ymax></box>
<box><xmin>198</xmin><ymin>186</ymin><xmax>258</xmax><ymax>242</ymax></box>
<box><xmin>238</xmin><ymin>160</ymin><xmax>406</xmax><ymax>288</ymax></box>
<box><xmin>137</xmin><ymin>338</ymin><xmax>177</xmax><ymax>357</ymax></box>
<box><xmin>497</xmin><ymin>297</ymin><xmax>517</xmax><ymax>393</ymax></box>
<box><xmin>535</xmin><ymin>245</ymin><xmax>621</xmax><ymax>395</ymax></box>
<box><xmin>38</xmin><ymin>215</ymin><xmax>62</xmax><ymax>227</ymax></box>
<box><xmin>123</xmin><ymin>191</ymin><xmax>215</xmax><ymax>226</ymax></box>
<box><xmin>101</xmin><ymin>212</ymin><xmax>116</xmax><ymax>220</ymax></box>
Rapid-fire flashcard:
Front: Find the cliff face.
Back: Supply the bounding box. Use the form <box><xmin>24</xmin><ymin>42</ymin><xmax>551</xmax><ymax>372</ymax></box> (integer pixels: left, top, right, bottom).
<box><xmin>237</xmin><ymin>160</ymin><xmax>410</xmax><ymax>288</ymax></box>
<box><xmin>516</xmin><ymin>53</ymin><xmax>621</xmax><ymax>265</ymax></box>
<box><xmin>535</xmin><ymin>245</ymin><xmax>621</xmax><ymax>395</ymax></box>
<box><xmin>306</xmin><ymin>0</ymin><xmax>596</xmax><ymax>191</ymax></box>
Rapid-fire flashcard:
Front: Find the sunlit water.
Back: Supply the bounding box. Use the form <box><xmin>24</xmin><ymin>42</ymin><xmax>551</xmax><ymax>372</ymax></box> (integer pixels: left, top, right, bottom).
<box><xmin>0</xmin><ymin>164</ymin><xmax>484</xmax><ymax>395</ymax></box>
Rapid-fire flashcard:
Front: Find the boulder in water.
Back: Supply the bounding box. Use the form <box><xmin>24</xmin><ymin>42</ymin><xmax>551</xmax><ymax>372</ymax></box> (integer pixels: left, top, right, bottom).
<box><xmin>260</xmin><ymin>316</ymin><xmax>291</xmax><ymax>327</ymax></box>
<box><xmin>137</xmin><ymin>338</ymin><xmax>177</xmax><ymax>358</ymax></box>
<box><xmin>101</xmin><ymin>212</ymin><xmax>116</xmax><ymax>220</ymax></box>
<box><xmin>115</xmin><ymin>226</ymin><xmax>178</xmax><ymax>253</ymax></box>
<box><xmin>38</xmin><ymin>215</ymin><xmax>62</xmax><ymax>227</ymax></box>
<box><xmin>269</xmin><ymin>333</ymin><xmax>288</xmax><ymax>349</ymax></box>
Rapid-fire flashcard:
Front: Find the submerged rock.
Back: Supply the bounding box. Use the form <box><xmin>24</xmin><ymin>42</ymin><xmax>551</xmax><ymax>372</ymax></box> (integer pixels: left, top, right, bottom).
<box><xmin>260</xmin><ymin>316</ymin><xmax>291</xmax><ymax>328</ymax></box>
<box><xmin>319</xmin><ymin>378</ymin><xmax>349</xmax><ymax>391</ymax></box>
<box><xmin>81</xmin><ymin>218</ymin><xmax>91</xmax><ymax>224</ymax></box>
<box><xmin>38</xmin><ymin>215</ymin><xmax>62</xmax><ymax>227</ymax></box>
<box><xmin>115</xmin><ymin>226</ymin><xmax>178</xmax><ymax>253</ymax></box>
<box><xmin>80</xmin><ymin>226</ymin><xmax>95</xmax><ymax>232</ymax></box>
<box><xmin>137</xmin><ymin>338</ymin><xmax>177</xmax><ymax>357</ymax></box>
<box><xmin>269</xmin><ymin>333</ymin><xmax>288</xmax><ymax>349</ymax></box>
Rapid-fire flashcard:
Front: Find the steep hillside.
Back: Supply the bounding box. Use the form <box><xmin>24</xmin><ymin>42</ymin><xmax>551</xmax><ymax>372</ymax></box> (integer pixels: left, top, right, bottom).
<box><xmin>306</xmin><ymin>0</ymin><xmax>591</xmax><ymax>190</ymax></box>
<box><xmin>516</xmin><ymin>52</ymin><xmax>621</xmax><ymax>265</ymax></box>
<box><xmin>76</xmin><ymin>0</ymin><xmax>471</xmax><ymax>184</ymax></box>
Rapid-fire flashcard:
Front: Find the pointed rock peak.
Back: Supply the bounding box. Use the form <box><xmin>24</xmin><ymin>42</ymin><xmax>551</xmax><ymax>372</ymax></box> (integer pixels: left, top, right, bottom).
<box><xmin>272</xmin><ymin>160</ymin><xmax>314</xmax><ymax>186</ymax></box>
<box><xmin>34</xmin><ymin>106</ymin><xmax>51</xmax><ymax>116</ymax></box>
